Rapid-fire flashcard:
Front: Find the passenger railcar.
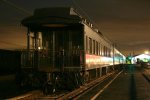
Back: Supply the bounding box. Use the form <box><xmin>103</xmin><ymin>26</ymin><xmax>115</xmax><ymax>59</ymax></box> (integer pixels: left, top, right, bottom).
<box><xmin>21</xmin><ymin>7</ymin><xmax>125</xmax><ymax>93</ymax></box>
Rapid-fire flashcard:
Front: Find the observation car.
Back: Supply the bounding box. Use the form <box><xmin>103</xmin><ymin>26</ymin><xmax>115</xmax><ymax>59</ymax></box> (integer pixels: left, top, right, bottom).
<box><xmin>21</xmin><ymin>7</ymin><xmax>125</xmax><ymax>93</ymax></box>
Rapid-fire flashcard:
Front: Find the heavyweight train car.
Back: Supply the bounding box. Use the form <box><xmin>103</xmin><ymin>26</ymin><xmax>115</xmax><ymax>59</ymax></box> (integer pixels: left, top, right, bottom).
<box><xmin>21</xmin><ymin>7</ymin><xmax>125</xmax><ymax>93</ymax></box>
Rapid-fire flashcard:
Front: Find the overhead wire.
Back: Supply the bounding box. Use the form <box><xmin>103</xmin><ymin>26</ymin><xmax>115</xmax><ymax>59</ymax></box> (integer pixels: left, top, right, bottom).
<box><xmin>70</xmin><ymin>0</ymin><xmax>114</xmax><ymax>43</ymax></box>
<box><xmin>70</xmin><ymin>0</ymin><xmax>100</xmax><ymax>30</ymax></box>
<box><xmin>0</xmin><ymin>0</ymin><xmax>31</xmax><ymax>49</ymax></box>
<box><xmin>1</xmin><ymin>0</ymin><xmax>32</xmax><ymax>15</ymax></box>
<box><xmin>0</xmin><ymin>0</ymin><xmax>111</xmax><ymax>48</ymax></box>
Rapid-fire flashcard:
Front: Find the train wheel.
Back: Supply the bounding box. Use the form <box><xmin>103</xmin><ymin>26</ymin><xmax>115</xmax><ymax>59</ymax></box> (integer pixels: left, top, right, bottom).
<box><xmin>43</xmin><ymin>81</ymin><xmax>54</xmax><ymax>95</ymax></box>
<box><xmin>31</xmin><ymin>77</ymin><xmax>41</xmax><ymax>88</ymax></box>
<box><xmin>84</xmin><ymin>71</ymin><xmax>89</xmax><ymax>82</ymax></box>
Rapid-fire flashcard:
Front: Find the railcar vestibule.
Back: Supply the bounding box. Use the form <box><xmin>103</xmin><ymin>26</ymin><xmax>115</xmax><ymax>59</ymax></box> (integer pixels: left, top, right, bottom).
<box><xmin>24</xmin><ymin>24</ymin><xmax>84</xmax><ymax>72</ymax></box>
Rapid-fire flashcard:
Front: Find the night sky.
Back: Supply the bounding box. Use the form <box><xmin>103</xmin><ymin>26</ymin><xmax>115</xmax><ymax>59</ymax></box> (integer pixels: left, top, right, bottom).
<box><xmin>0</xmin><ymin>0</ymin><xmax>150</xmax><ymax>56</ymax></box>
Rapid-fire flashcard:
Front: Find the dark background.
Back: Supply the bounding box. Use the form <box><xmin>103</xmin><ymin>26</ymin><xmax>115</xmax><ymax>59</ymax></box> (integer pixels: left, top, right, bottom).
<box><xmin>1</xmin><ymin>0</ymin><xmax>150</xmax><ymax>56</ymax></box>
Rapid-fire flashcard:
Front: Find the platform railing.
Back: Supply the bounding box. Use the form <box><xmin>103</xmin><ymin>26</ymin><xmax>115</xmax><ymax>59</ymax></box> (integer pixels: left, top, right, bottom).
<box><xmin>21</xmin><ymin>49</ymin><xmax>84</xmax><ymax>71</ymax></box>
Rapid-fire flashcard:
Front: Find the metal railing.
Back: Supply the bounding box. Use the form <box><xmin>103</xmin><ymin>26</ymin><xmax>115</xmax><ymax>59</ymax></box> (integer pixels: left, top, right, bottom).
<box><xmin>21</xmin><ymin>49</ymin><xmax>84</xmax><ymax>71</ymax></box>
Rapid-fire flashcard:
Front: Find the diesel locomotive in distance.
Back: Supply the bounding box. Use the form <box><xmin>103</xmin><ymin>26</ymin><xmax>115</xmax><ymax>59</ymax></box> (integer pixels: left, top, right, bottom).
<box><xmin>20</xmin><ymin>7</ymin><xmax>125</xmax><ymax>93</ymax></box>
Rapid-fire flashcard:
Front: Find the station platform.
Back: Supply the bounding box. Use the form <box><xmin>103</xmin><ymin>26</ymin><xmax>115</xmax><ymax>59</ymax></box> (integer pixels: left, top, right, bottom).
<box><xmin>96</xmin><ymin>65</ymin><xmax>150</xmax><ymax>100</ymax></box>
<box><xmin>78</xmin><ymin>64</ymin><xmax>150</xmax><ymax>100</ymax></box>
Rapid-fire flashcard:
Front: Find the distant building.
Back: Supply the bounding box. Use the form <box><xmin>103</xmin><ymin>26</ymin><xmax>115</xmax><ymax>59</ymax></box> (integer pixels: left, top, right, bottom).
<box><xmin>131</xmin><ymin>54</ymin><xmax>150</xmax><ymax>64</ymax></box>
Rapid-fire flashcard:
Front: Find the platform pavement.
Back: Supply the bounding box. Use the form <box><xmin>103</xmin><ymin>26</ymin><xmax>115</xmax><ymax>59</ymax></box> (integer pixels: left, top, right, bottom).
<box><xmin>142</xmin><ymin>68</ymin><xmax>150</xmax><ymax>82</ymax></box>
<box><xmin>94</xmin><ymin>64</ymin><xmax>150</xmax><ymax>100</ymax></box>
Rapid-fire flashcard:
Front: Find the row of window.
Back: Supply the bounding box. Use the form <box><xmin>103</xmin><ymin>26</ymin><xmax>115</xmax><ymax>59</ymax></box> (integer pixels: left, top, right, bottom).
<box><xmin>85</xmin><ymin>36</ymin><xmax>112</xmax><ymax>57</ymax></box>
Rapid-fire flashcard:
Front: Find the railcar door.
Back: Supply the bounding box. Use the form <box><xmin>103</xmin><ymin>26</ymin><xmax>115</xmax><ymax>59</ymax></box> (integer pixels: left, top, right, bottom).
<box><xmin>38</xmin><ymin>25</ymin><xmax>84</xmax><ymax>72</ymax></box>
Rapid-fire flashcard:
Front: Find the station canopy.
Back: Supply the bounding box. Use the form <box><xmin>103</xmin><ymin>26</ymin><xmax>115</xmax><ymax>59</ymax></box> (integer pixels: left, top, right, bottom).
<box><xmin>132</xmin><ymin>54</ymin><xmax>150</xmax><ymax>64</ymax></box>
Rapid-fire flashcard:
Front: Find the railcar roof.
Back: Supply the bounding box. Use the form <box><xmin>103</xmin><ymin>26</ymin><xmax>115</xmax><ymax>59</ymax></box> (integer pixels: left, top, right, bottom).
<box><xmin>21</xmin><ymin>7</ymin><xmax>82</xmax><ymax>27</ymax></box>
<box><xmin>21</xmin><ymin>7</ymin><xmax>113</xmax><ymax>44</ymax></box>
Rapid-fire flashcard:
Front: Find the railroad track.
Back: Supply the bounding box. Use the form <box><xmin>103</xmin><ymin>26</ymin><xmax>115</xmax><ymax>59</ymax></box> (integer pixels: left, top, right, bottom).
<box><xmin>8</xmin><ymin>71</ymin><xmax>120</xmax><ymax>100</ymax></box>
<box><xmin>37</xmin><ymin>71</ymin><xmax>118</xmax><ymax>100</ymax></box>
<box><xmin>142</xmin><ymin>68</ymin><xmax>150</xmax><ymax>82</ymax></box>
<box><xmin>8</xmin><ymin>90</ymin><xmax>43</xmax><ymax>100</ymax></box>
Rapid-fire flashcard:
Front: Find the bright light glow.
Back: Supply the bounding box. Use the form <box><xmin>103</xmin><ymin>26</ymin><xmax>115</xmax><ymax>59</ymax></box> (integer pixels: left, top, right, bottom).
<box><xmin>133</xmin><ymin>54</ymin><xmax>150</xmax><ymax>63</ymax></box>
<box><xmin>145</xmin><ymin>51</ymin><xmax>149</xmax><ymax>54</ymax></box>
<box><xmin>38</xmin><ymin>47</ymin><xmax>41</xmax><ymax>50</ymax></box>
<box><xmin>135</xmin><ymin>54</ymin><xmax>150</xmax><ymax>59</ymax></box>
<box><xmin>85</xmin><ymin>54</ymin><xmax>113</xmax><ymax>66</ymax></box>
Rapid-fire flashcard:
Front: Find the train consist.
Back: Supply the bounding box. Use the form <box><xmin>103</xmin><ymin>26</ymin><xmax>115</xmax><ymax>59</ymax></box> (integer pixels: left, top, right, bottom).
<box><xmin>20</xmin><ymin>7</ymin><xmax>125</xmax><ymax>93</ymax></box>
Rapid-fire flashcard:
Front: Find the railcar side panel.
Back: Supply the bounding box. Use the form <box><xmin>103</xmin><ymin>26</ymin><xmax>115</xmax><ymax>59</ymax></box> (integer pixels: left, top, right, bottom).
<box><xmin>83</xmin><ymin>24</ymin><xmax>114</xmax><ymax>70</ymax></box>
